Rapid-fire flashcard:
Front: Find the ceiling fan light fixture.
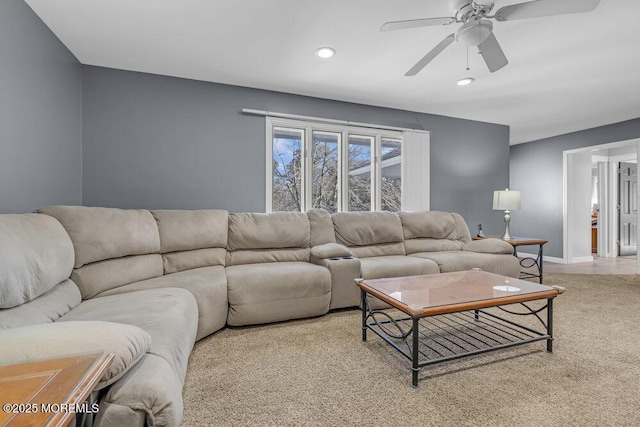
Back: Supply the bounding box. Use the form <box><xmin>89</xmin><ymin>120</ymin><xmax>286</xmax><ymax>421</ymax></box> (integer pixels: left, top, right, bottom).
<box><xmin>455</xmin><ymin>19</ymin><xmax>493</xmax><ymax>47</ymax></box>
<box><xmin>457</xmin><ymin>77</ymin><xmax>475</xmax><ymax>86</ymax></box>
<box><xmin>315</xmin><ymin>47</ymin><xmax>336</xmax><ymax>59</ymax></box>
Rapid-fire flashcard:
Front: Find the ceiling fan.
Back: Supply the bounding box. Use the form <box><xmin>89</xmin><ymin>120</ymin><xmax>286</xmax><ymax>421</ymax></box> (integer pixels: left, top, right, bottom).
<box><xmin>381</xmin><ymin>0</ymin><xmax>601</xmax><ymax>76</ymax></box>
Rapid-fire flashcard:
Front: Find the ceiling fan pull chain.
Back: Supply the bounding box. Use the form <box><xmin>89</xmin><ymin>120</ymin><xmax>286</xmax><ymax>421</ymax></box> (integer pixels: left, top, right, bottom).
<box><xmin>466</xmin><ymin>47</ymin><xmax>470</xmax><ymax>71</ymax></box>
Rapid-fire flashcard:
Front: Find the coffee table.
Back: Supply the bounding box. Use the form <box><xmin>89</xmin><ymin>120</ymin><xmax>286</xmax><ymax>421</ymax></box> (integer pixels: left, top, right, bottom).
<box><xmin>357</xmin><ymin>270</ymin><xmax>560</xmax><ymax>387</ymax></box>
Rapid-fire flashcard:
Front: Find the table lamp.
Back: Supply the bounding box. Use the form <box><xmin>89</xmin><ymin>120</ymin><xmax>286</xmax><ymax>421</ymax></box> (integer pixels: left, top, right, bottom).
<box><xmin>493</xmin><ymin>188</ymin><xmax>521</xmax><ymax>240</ymax></box>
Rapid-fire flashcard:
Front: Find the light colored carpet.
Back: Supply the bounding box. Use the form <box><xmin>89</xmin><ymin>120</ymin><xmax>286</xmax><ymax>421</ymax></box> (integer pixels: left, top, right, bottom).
<box><xmin>182</xmin><ymin>274</ymin><xmax>640</xmax><ymax>426</ymax></box>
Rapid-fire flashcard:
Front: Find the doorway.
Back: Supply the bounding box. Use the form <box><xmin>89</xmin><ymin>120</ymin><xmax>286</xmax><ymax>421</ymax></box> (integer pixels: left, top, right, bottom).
<box><xmin>563</xmin><ymin>138</ymin><xmax>640</xmax><ymax>274</ymax></box>
<box><xmin>619</xmin><ymin>162</ymin><xmax>638</xmax><ymax>256</ymax></box>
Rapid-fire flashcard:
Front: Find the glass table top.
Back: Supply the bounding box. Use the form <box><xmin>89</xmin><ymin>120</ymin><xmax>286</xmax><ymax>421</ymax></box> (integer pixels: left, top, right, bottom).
<box><xmin>359</xmin><ymin>270</ymin><xmax>558</xmax><ymax>314</ymax></box>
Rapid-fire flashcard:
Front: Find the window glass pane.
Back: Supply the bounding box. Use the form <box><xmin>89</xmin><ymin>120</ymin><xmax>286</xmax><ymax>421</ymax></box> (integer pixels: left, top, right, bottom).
<box><xmin>272</xmin><ymin>127</ymin><xmax>303</xmax><ymax>211</ymax></box>
<box><xmin>348</xmin><ymin>135</ymin><xmax>373</xmax><ymax>211</ymax></box>
<box><xmin>312</xmin><ymin>131</ymin><xmax>340</xmax><ymax>213</ymax></box>
<box><xmin>381</xmin><ymin>138</ymin><xmax>402</xmax><ymax>212</ymax></box>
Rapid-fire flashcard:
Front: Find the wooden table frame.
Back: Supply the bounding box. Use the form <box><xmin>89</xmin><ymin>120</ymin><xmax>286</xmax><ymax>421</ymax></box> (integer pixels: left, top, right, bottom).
<box><xmin>0</xmin><ymin>352</ymin><xmax>114</xmax><ymax>427</ymax></box>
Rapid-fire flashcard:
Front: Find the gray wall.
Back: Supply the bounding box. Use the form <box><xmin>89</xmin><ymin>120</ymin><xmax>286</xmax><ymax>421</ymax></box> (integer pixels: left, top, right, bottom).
<box><xmin>82</xmin><ymin>66</ymin><xmax>510</xmax><ymax>231</ymax></box>
<box><xmin>0</xmin><ymin>0</ymin><xmax>82</xmax><ymax>214</ymax></box>
<box><xmin>510</xmin><ymin>118</ymin><xmax>640</xmax><ymax>258</ymax></box>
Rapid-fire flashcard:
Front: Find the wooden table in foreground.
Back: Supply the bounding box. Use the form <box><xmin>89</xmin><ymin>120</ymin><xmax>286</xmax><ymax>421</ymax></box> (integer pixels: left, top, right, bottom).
<box><xmin>473</xmin><ymin>236</ymin><xmax>548</xmax><ymax>283</ymax></box>
<box><xmin>358</xmin><ymin>270</ymin><xmax>560</xmax><ymax>387</ymax></box>
<box><xmin>0</xmin><ymin>352</ymin><xmax>114</xmax><ymax>427</ymax></box>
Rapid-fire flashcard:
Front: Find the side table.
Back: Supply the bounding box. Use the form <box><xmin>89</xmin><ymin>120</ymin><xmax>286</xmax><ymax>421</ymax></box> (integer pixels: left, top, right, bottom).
<box><xmin>0</xmin><ymin>352</ymin><xmax>114</xmax><ymax>427</ymax></box>
<box><xmin>473</xmin><ymin>236</ymin><xmax>548</xmax><ymax>283</ymax></box>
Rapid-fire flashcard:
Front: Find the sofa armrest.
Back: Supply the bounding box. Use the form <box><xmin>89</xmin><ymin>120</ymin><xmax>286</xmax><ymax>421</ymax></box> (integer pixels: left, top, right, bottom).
<box><xmin>310</xmin><ymin>256</ymin><xmax>361</xmax><ymax>310</ymax></box>
<box><xmin>463</xmin><ymin>238</ymin><xmax>513</xmax><ymax>255</ymax></box>
<box><xmin>310</xmin><ymin>243</ymin><xmax>353</xmax><ymax>259</ymax></box>
<box><xmin>0</xmin><ymin>321</ymin><xmax>150</xmax><ymax>390</ymax></box>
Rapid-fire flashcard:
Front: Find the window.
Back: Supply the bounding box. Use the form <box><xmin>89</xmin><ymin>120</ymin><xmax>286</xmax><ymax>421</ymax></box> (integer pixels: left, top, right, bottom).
<box><xmin>312</xmin><ymin>131</ymin><xmax>340</xmax><ymax>212</ymax></box>
<box><xmin>266</xmin><ymin>117</ymin><xmax>428</xmax><ymax>213</ymax></box>
<box><xmin>380</xmin><ymin>138</ymin><xmax>402</xmax><ymax>212</ymax></box>
<box><xmin>272</xmin><ymin>127</ymin><xmax>303</xmax><ymax>212</ymax></box>
<box><xmin>347</xmin><ymin>135</ymin><xmax>374</xmax><ymax>211</ymax></box>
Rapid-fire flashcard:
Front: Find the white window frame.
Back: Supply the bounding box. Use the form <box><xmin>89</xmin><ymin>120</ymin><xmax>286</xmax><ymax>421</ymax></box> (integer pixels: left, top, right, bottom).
<box><xmin>266</xmin><ymin>117</ymin><xmax>409</xmax><ymax>213</ymax></box>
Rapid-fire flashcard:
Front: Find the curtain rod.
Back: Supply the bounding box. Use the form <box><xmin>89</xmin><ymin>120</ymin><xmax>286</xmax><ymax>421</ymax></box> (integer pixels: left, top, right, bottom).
<box><xmin>242</xmin><ymin>108</ymin><xmax>429</xmax><ymax>134</ymax></box>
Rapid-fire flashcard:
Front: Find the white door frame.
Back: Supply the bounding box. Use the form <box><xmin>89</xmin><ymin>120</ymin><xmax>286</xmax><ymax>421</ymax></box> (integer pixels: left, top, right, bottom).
<box><xmin>563</xmin><ymin>138</ymin><xmax>640</xmax><ymax>274</ymax></box>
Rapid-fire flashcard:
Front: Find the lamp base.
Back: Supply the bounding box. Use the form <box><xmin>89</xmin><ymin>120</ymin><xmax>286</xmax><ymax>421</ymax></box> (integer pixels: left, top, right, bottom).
<box><xmin>501</xmin><ymin>210</ymin><xmax>514</xmax><ymax>241</ymax></box>
<box><xmin>501</xmin><ymin>230</ymin><xmax>514</xmax><ymax>241</ymax></box>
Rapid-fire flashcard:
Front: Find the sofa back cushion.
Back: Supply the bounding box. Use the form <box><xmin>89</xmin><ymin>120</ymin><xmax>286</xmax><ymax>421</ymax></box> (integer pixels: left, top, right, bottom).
<box><xmin>38</xmin><ymin>206</ymin><xmax>161</xmax><ymax>267</ymax></box>
<box><xmin>71</xmin><ymin>255</ymin><xmax>163</xmax><ymax>299</ymax></box>
<box><xmin>0</xmin><ymin>213</ymin><xmax>75</xmax><ymax>309</ymax></box>
<box><xmin>451</xmin><ymin>212</ymin><xmax>472</xmax><ymax>243</ymax></box>
<box><xmin>331</xmin><ymin>212</ymin><xmax>405</xmax><ymax>258</ymax></box>
<box><xmin>38</xmin><ymin>206</ymin><xmax>163</xmax><ymax>299</ymax></box>
<box><xmin>306</xmin><ymin>209</ymin><xmax>336</xmax><ymax>247</ymax></box>
<box><xmin>398</xmin><ymin>211</ymin><xmax>472</xmax><ymax>254</ymax></box>
<box><xmin>151</xmin><ymin>209</ymin><xmax>228</xmax><ymax>273</ymax></box>
<box><xmin>227</xmin><ymin>212</ymin><xmax>311</xmax><ymax>265</ymax></box>
<box><xmin>0</xmin><ymin>280</ymin><xmax>81</xmax><ymax>329</ymax></box>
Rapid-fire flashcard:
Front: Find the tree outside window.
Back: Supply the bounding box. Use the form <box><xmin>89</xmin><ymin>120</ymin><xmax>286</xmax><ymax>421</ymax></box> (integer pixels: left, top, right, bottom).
<box><xmin>269</xmin><ymin>122</ymin><xmax>402</xmax><ymax>213</ymax></box>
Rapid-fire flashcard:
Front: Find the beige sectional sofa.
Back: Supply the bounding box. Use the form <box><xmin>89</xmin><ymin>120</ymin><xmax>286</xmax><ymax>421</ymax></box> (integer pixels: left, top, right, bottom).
<box><xmin>0</xmin><ymin>206</ymin><xmax>518</xmax><ymax>426</ymax></box>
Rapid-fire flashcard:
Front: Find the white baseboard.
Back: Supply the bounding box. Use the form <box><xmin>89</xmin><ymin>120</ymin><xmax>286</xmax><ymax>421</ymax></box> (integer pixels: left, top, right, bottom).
<box><xmin>517</xmin><ymin>252</ymin><xmax>565</xmax><ymax>264</ymax></box>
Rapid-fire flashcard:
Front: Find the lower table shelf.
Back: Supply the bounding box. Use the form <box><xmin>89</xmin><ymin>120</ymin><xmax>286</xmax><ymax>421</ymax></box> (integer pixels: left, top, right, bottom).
<box><xmin>366</xmin><ymin>304</ymin><xmax>551</xmax><ymax>370</ymax></box>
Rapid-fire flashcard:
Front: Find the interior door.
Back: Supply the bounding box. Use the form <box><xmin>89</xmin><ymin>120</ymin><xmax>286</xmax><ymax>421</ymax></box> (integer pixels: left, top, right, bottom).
<box><xmin>619</xmin><ymin>162</ymin><xmax>637</xmax><ymax>256</ymax></box>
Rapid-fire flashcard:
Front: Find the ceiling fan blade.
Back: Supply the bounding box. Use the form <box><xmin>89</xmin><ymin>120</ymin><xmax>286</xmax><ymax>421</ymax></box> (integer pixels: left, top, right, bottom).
<box><xmin>477</xmin><ymin>32</ymin><xmax>508</xmax><ymax>72</ymax></box>
<box><xmin>381</xmin><ymin>17</ymin><xmax>454</xmax><ymax>32</ymax></box>
<box><xmin>405</xmin><ymin>34</ymin><xmax>455</xmax><ymax>76</ymax></box>
<box><xmin>495</xmin><ymin>0</ymin><xmax>601</xmax><ymax>22</ymax></box>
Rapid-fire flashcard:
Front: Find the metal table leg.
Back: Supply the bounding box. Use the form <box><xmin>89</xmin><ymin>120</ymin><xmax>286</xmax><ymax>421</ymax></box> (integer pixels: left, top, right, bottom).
<box><xmin>546</xmin><ymin>297</ymin><xmax>553</xmax><ymax>353</ymax></box>
<box><xmin>361</xmin><ymin>289</ymin><xmax>367</xmax><ymax>342</ymax></box>
<box><xmin>411</xmin><ymin>317</ymin><xmax>419</xmax><ymax>387</ymax></box>
<box><xmin>538</xmin><ymin>244</ymin><xmax>544</xmax><ymax>284</ymax></box>
<box><xmin>518</xmin><ymin>243</ymin><xmax>544</xmax><ymax>284</ymax></box>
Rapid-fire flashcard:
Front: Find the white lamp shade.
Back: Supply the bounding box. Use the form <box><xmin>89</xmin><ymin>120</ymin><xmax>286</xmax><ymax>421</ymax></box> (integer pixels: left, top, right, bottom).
<box><xmin>493</xmin><ymin>190</ymin><xmax>521</xmax><ymax>210</ymax></box>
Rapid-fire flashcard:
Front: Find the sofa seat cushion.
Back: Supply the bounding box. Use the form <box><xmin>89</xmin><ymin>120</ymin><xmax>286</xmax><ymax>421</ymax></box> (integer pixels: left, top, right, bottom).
<box><xmin>58</xmin><ymin>288</ymin><xmax>198</xmax><ymax>383</ymax></box>
<box><xmin>360</xmin><ymin>256</ymin><xmax>440</xmax><ymax>279</ymax></box>
<box><xmin>96</xmin><ymin>266</ymin><xmax>227</xmax><ymax>340</ymax></box>
<box><xmin>0</xmin><ymin>321</ymin><xmax>150</xmax><ymax>390</ymax></box>
<box><xmin>226</xmin><ymin>262</ymin><xmax>331</xmax><ymax>326</ymax></box>
<box><xmin>409</xmin><ymin>251</ymin><xmax>520</xmax><ymax>277</ymax></box>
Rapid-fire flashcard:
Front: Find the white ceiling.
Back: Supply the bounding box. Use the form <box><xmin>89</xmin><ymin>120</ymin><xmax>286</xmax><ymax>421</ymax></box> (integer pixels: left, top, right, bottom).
<box><xmin>25</xmin><ymin>0</ymin><xmax>640</xmax><ymax>144</ymax></box>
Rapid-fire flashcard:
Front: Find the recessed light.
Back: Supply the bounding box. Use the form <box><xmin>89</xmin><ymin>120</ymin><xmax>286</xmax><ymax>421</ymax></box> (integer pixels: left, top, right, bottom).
<box><xmin>457</xmin><ymin>77</ymin><xmax>475</xmax><ymax>86</ymax></box>
<box><xmin>315</xmin><ymin>47</ymin><xmax>336</xmax><ymax>59</ymax></box>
